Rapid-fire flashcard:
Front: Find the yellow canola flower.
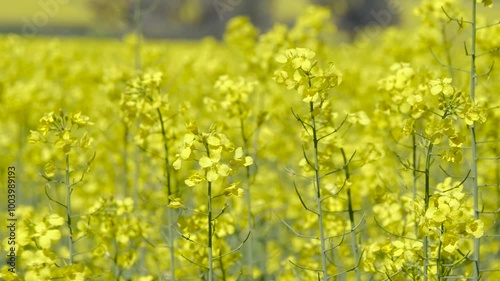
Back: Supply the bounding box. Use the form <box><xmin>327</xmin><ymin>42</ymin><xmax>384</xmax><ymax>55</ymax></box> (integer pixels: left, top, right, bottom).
<box><xmin>185</xmin><ymin>171</ymin><xmax>205</xmax><ymax>186</ymax></box>
<box><xmin>25</xmin><ymin>267</ymin><xmax>51</xmax><ymax>281</ymax></box>
<box><xmin>32</xmin><ymin>222</ymin><xmax>61</xmax><ymax>249</ymax></box>
<box><xmin>47</xmin><ymin>214</ymin><xmax>64</xmax><ymax>227</ymax></box>
<box><xmin>346</xmin><ymin>111</ymin><xmax>371</xmax><ymax>126</ymax></box>
<box><xmin>392</xmin><ymin>239</ymin><xmax>423</xmax><ymax>261</ymax></box>
<box><xmin>180</xmin><ymin>146</ymin><xmax>192</xmax><ymax>160</ymax></box>
<box><xmin>79</xmin><ymin>132</ymin><xmax>93</xmax><ymax>149</ymax></box>
<box><xmin>224</xmin><ymin>181</ymin><xmax>244</xmax><ymax>197</ymax></box>
<box><xmin>70</xmin><ymin>111</ymin><xmax>93</xmax><ymax>127</ymax></box>
<box><xmin>199</xmin><ymin>156</ymin><xmax>214</xmax><ymax>168</ymax></box>
<box><xmin>429</xmin><ymin>78</ymin><xmax>455</xmax><ymax>96</ymax></box>
<box><xmin>425</xmin><ymin>203</ymin><xmax>450</xmax><ymax>223</ymax></box>
<box><xmin>233</xmin><ymin>147</ymin><xmax>254</xmax><ymax>167</ymax></box>
<box><xmin>135</xmin><ymin>276</ymin><xmax>154</xmax><ymax>281</ymax></box>
<box><xmin>28</xmin><ymin>130</ymin><xmax>44</xmax><ymax>143</ymax></box>
<box><xmin>21</xmin><ymin>249</ymin><xmax>56</xmax><ymax>267</ymax></box>
<box><xmin>117</xmin><ymin>251</ymin><xmax>138</xmax><ymax>269</ymax></box>
<box><xmin>441</xmin><ymin>233</ymin><xmax>461</xmax><ymax>253</ymax></box>
<box><xmin>478</xmin><ymin>0</ymin><xmax>493</xmax><ymax>7</ymax></box>
<box><xmin>62</xmin><ymin>264</ymin><xmax>87</xmax><ymax>281</ymax></box>
<box><xmin>207</xmin><ymin>135</ymin><xmax>221</xmax><ymax>146</ymax></box>
<box><xmin>167</xmin><ymin>197</ymin><xmax>186</xmax><ymax>209</ymax></box>
<box><xmin>466</xmin><ymin>219</ymin><xmax>484</xmax><ymax>238</ymax></box>
<box><xmin>172</xmin><ymin>156</ymin><xmax>182</xmax><ymax>170</ymax></box>
<box><xmin>217</xmin><ymin>164</ymin><xmax>232</xmax><ymax>176</ymax></box>
<box><xmin>44</xmin><ymin>161</ymin><xmax>55</xmax><ymax>178</ymax></box>
<box><xmin>116</xmin><ymin>197</ymin><xmax>134</xmax><ymax>215</ymax></box>
<box><xmin>207</xmin><ymin>169</ymin><xmax>219</xmax><ymax>182</ymax></box>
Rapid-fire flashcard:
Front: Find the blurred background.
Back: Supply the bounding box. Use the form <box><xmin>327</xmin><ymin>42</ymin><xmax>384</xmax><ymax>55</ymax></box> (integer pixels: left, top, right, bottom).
<box><xmin>0</xmin><ymin>0</ymin><xmax>408</xmax><ymax>39</ymax></box>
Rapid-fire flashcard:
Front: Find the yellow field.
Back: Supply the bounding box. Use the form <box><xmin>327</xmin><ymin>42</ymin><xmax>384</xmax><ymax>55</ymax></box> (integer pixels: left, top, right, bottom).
<box><xmin>0</xmin><ymin>0</ymin><xmax>92</xmax><ymax>25</ymax></box>
<box><xmin>0</xmin><ymin>1</ymin><xmax>499</xmax><ymax>280</ymax></box>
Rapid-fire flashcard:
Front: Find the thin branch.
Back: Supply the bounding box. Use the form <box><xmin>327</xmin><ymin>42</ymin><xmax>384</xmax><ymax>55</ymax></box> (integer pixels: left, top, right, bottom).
<box><xmin>294</xmin><ymin>181</ymin><xmax>319</xmax><ymax>215</ymax></box>
<box><xmin>477</xmin><ymin>20</ymin><xmax>500</xmax><ymax>30</ymax></box>
<box><xmin>374</xmin><ymin>217</ymin><xmax>421</xmax><ymax>242</ymax></box>
<box><xmin>212</xmin><ymin>204</ymin><xmax>229</xmax><ymax>221</ymax></box>
<box><xmin>481</xmin><ymin>208</ymin><xmax>500</xmax><ymax>214</ymax></box>
<box><xmin>441</xmin><ymin>6</ymin><xmax>472</xmax><ymax>26</ymax></box>
<box><xmin>281</xmin><ymin>162</ymin><xmax>313</xmax><ymax>181</ymax></box>
<box><xmin>476</xmin><ymin>61</ymin><xmax>495</xmax><ymax>77</ymax></box>
<box><xmin>291</xmin><ymin>108</ymin><xmax>313</xmax><ymax>132</ymax></box>
<box><xmin>325</xmin><ymin>229</ymin><xmax>347</xmax><ymax>253</ymax></box>
<box><xmin>477</xmin><ymin>138</ymin><xmax>500</xmax><ymax>144</ymax></box>
<box><xmin>477</xmin><ymin>156</ymin><xmax>500</xmax><ymax>160</ymax></box>
<box><xmin>326</xmin><ymin>249</ymin><xmax>365</xmax><ymax>280</ymax></box>
<box><xmin>317</xmin><ymin>114</ymin><xmax>349</xmax><ymax>142</ymax></box>
<box><xmin>321</xmin><ymin>151</ymin><xmax>357</xmax><ymax>178</ymax></box>
<box><xmin>181</xmin><ymin>254</ymin><xmax>209</xmax><ymax>269</ymax></box>
<box><xmin>325</xmin><ymin>213</ymin><xmax>366</xmax><ymax>240</ymax></box>
<box><xmin>289</xmin><ymin>259</ymin><xmax>322</xmax><ymax>273</ymax></box>
<box><xmin>430</xmin><ymin>48</ymin><xmax>470</xmax><ymax>73</ymax></box>
<box><xmin>477</xmin><ymin>46</ymin><xmax>500</xmax><ymax>57</ymax></box>
<box><xmin>274</xmin><ymin>210</ymin><xmax>316</xmax><ymax>239</ymax></box>
<box><xmin>213</xmin><ymin>231</ymin><xmax>251</xmax><ymax>260</ymax></box>
<box><xmin>44</xmin><ymin>184</ymin><xmax>67</xmax><ymax>209</ymax></box>
<box><xmin>302</xmin><ymin>145</ymin><xmax>314</xmax><ymax>169</ymax></box>
<box><xmin>442</xmin><ymin>170</ymin><xmax>471</xmax><ymax>193</ymax></box>
<box><xmin>175</xmin><ymin>229</ymin><xmax>205</xmax><ymax>247</ymax></box>
<box><xmin>439</xmin><ymin>165</ymin><xmax>467</xmax><ymax>178</ymax></box>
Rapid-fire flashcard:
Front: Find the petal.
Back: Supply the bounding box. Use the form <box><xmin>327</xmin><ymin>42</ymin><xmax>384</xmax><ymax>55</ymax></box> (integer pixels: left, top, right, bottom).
<box><xmin>199</xmin><ymin>156</ymin><xmax>212</xmax><ymax>168</ymax></box>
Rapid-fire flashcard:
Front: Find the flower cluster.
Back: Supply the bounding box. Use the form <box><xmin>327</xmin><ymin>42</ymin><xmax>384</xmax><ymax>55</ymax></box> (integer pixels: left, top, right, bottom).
<box><xmin>417</xmin><ymin>178</ymin><xmax>484</xmax><ymax>249</ymax></box>
<box><xmin>28</xmin><ymin>110</ymin><xmax>93</xmax><ymax>154</ymax></box>
<box><xmin>120</xmin><ymin>71</ymin><xmax>170</xmax><ymax>145</ymax></box>
<box><xmin>273</xmin><ymin>48</ymin><xmax>342</xmax><ymax>103</ymax></box>
<box><xmin>173</xmin><ymin>122</ymin><xmax>252</xmax><ymax>193</ymax></box>
<box><xmin>212</xmin><ymin>75</ymin><xmax>257</xmax><ymax>119</ymax></box>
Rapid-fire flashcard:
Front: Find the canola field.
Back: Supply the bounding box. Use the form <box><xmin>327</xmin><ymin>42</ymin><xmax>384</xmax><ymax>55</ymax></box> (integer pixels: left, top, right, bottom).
<box><xmin>1</xmin><ymin>1</ymin><xmax>500</xmax><ymax>280</ymax></box>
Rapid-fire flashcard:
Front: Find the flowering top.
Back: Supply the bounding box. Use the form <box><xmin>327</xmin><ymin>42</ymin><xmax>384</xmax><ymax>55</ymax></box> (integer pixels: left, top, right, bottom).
<box><xmin>28</xmin><ymin>110</ymin><xmax>94</xmax><ymax>154</ymax></box>
<box><xmin>273</xmin><ymin>48</ymin><xmax>342</xmax><ymax>103</ymax></box>
<box><xmin>172</xmin><ymin>122</ymin><xmax>253</xmax><ymax>205</ymax></box>
<box><xmin>213</xmin><ymin>75</ymin><xmax>257</xmax><ymax>119</ymax></box>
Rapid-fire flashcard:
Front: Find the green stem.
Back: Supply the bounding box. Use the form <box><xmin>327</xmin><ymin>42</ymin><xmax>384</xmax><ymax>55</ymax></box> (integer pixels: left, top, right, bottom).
<box><xmin>310</xmin><ymin>102</ymin><xmax>328</xmax><ymax>281</ymax></box>
<box><xmin>413</xmin><ymin>133</ymin><xmax>419</xmax><ymax>237</ymax></box>
<box><xmin>469</xmin><ymin>1</ymin><xmax>480</xmax><ymax>279</ymax></box>
<box><xmin>157</xmin><ymin>108</ymin><xmax>172</xmax><ymax>198</ymax></box>
<box><xmin>65</xmin><ymin>154</ymin><xmax>74</xmax><ymax>264</ymax></box>
<box><xmin>208</xmin><ymin>181</ymin><xmax>213</xmax><ymax>281</ymax></box>
<box><xmin>123</xmin><ymin>124</ymin><xmax>130</xmax><ymax>197</ymax></box>
<box><xmin>342</xmin><ymin>148</ymin><xmax>360</xmax><ymax>281</ymax></box>
<box><xmin>113</xmin><ymin>239</ymin><xmax>121</xmax><ymax>280</ymax></box>
<box><xmin>206</xmin><ymin>145</ymin><xmax>214</xmax><ymax>281</ymax></box>
<box><xmin>156</xmin><ymin>107</ymin><xmax>176</xmax><ymax>279</ymax></box>
<box><xmin>239</xmin><ymin>115</ymin><xmax>254</xmax><ymax>278</ymax></box>
<box><xmin>423</xmin><ymin>142</ymin><xmax>434</xmax><ymax>281</ymax></box>
<box><xmin>437</xmin><ymin>224</ymin><xmax>444</xmax><ymax>281</ymax></box>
